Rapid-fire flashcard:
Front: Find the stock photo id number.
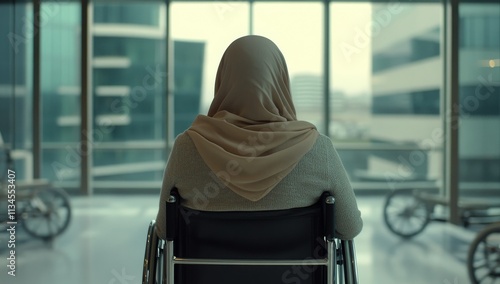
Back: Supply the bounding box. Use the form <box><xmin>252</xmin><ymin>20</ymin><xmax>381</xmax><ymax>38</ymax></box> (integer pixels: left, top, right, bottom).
<box><xmin>6</xmin><ymin>169</ymin><xmax>17</xmax><ymax>277</ymax></box>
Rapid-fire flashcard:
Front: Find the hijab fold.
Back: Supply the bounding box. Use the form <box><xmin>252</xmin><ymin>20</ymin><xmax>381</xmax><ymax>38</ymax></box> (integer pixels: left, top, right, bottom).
<box><xmin>186</xmin><ymin>35</ymin><xmax>319</xmax><ymax>201</ymax></box>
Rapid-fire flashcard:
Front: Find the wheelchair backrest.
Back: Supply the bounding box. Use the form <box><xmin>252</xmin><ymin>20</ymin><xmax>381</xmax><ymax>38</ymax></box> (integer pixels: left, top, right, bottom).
<box><xmin>169</xmin><ymin>190</ymin><xmax>332</xmax><ymax>284</ymax></box>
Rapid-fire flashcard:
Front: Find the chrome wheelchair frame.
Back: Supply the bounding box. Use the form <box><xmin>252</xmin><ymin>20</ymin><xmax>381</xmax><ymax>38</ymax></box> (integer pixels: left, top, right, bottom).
<box><xmin>143</xmin><ymin>191</ymin><xmax>359</xmax><ymax>284</ymax></box>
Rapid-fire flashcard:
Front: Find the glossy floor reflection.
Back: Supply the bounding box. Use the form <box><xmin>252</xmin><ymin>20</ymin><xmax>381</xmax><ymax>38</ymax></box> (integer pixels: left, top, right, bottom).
<box><xmin>0</xmin><ymin>194</ymin><xmax>475</xmax><ymax>284</ymax></box>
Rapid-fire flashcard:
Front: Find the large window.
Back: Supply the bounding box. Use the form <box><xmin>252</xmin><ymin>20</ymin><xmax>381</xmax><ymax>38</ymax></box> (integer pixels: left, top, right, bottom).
<box><xmin>41</xmin><ymin>2</ymin><xmax>81</xmax><ymax>187</ymax></box>
<box><xmin>0</xmin><ymin>1</ymin><xmax>32</xmax><ymax>181</ymax></box>
<box><xmin>4</xmin><ymin>0</ymin><xmax>499</xmax><ymax>197</ymax></box>
<box><xmin>254</xmin><ymin>2</ymin><xmax>324</xmax><ymax>129</ymax></box>
<box><xmin>91</xmin><ymin>0</ymin><xmax>167</xmax><ymax>188</ymax></box>
<box><xmin>170</xmin><ymin>1</ymin><xmax>249</xmax><ymax>135</ymax></box>
<box><xmin>3</xmin><ymin>3</ymin><xmax>498</xmax><ymax>284</ymax></box>
<box><xmin>330</xmin><ymin>2</ymin><xmax>445</xmax><ymax>191</ymax></box>
<box><xmin>94</xmin><ymin>2</ymin><xmax>160</xmax><ymax>26</ymax></box>
<box><xmin>459</xmin><ymin>3</ymin><xmax>500</xmax><ymax>193</ymax></box>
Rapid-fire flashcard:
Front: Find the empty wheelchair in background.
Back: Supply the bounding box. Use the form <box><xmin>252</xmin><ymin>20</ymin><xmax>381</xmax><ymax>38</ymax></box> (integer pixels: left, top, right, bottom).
<box><xmin>467</xmin><ymin>222</ymin><xmax>500</xmax><ymax>284</ymax></box>
<box><xmin>0</xmin><ymin>131</ymin><xmax>71</xmax><ymax>240</ymax></box>
<box><xmin>383</xmin><ymin>188</ymin><xmax>500</xmax><ymax>239</ymax></box>
<box><xmin>143</xmin><ymin>189</ymin><xmax>359</xmax><ymax>284</ymax></box>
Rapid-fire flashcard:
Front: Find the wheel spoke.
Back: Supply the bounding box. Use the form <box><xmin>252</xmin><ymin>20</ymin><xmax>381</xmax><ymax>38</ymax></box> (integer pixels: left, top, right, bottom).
<box><xmin>477</xmin><ymin>271</ymin><xmax>494</xmax><ymax>283</ymax></box>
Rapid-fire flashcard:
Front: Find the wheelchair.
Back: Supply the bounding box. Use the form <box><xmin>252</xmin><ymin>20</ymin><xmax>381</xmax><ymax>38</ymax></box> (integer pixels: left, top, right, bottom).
<box><xmin>467</xmin><ymin>222</ymin><xmax>500</xmax><ymax>284</ymax></box>
<box><xmin>383</xmin><ymin>188</ymin><xmax>500</xmax><ymax>239</ymax></box>
<box><xmin>142</xmin><ymin>189</ymin><xmax>359</xmax><ymax>284</ymax></box>
<box><xmin>0</xmin><ymin>131</ymin><xmax>71</xmax><ymax>240</ymax></box>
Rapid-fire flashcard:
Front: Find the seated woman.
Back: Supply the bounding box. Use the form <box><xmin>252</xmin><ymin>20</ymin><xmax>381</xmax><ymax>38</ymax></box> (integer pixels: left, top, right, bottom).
<box><xmin>155</xmin><ymin>35</ymin><xmax>362</xmax><ymax>240</ymax></box>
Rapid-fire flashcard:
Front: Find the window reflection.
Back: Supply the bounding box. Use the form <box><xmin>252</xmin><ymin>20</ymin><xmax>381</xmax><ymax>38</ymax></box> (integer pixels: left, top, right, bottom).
<box><xmin>94</xmin><ymin>3</ymin><xmax>160</xmax><ymax>26</ymax></box>
<box><xmin>91</xmin><ymin>1</ymin><xmax>167</xmax><ymax>187</ymax></box>
<box><xmin>170</xmin><ymin>2</ymin><xmax>249</xmax><ymax>136</ymax></box>
<box><xmin>459</xmin><ymin>3</ymin><xmax>500</xmax><ymax>192</ymax></box>
<box><xmin>0</xmin><ymin>2</ymin><xmax>32</xmax><ymax>181</ymax></box>
<box><xmin>4</xmin><ymin>0</ymin><xmax>498</xmax><ymax>194</ymax></box>
<box><xmin>40</xmin><ymin>2</ymin><xmax>81</xmax><ymax>187</ymax></box>
<box><xmin>330</xmin><ymin>2</ymin><xmax>445</xmax><ymax>191</ymax></box>
<box><xmin>254</xmin><ymin>2</ymin><xmax>324</xmax><ymax>130</ymax></box>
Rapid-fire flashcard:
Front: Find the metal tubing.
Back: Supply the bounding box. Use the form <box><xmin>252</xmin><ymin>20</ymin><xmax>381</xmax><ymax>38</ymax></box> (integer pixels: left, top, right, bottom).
<box><xmin>148</xmin><ymin>231</ymin><xmax>160</xmax><ymax>284</ymax></box>
<box><xmin>341</xmin><ymin>240</ymin><xmax>358</xmax><ymax>284</ymax></box>
<box><xmin>327</xmin><ymin>239</ymin><xmax>334</xmax><ymax>284</ymax></box>
<box><xmin>351</xmin><ymin>241</ymin><xmax>359</xmax><ymax>284</ymax></box>
<box><xmin>172</xmin><ymin>258</ymin><xmax>328</xmax><ymax>266</ymax></box>
<box><xmin>166</xmin><ymin>241</ymin><xmax>174</xmax><ymax>284</ymax></box>
<box><xmin>336</xmin><ymin>240</ymin><xmax>343</xmax><ymax>284</ymax></box>
<box><xmin>143</xmin><ymin>221</ymin><xmax>156</xmax><ymax>283</ymax></box>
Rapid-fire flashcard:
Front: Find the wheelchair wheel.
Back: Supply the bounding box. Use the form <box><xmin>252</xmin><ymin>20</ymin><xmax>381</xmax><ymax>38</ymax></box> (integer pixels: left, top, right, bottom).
<box><xmin>21</xmin><ymin>187</ymin><xmax>71</xmax><ymax>240</ymax></box>
<box><xmin>383</xmin><ymin>189</ymin><xmax>430</xmax><ymax>238</ymax></box>
<box><xmin>467</xmin><ymin>223</ymin><xmax>500</xmax><ymax>284</ymax></box>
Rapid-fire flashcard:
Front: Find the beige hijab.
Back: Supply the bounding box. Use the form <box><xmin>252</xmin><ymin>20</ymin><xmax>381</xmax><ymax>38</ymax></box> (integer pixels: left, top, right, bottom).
<box><xmin>186</xmin><ymin>35</ymin><xmax>319</xmax><ymax>201</ymax></box>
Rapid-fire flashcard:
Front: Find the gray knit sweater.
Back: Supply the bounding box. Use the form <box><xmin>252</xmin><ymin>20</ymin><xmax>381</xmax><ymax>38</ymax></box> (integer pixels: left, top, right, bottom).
<box><xmin>155</xmin><ymin>133</ymin><xmax>363</xmax><ymax>240</ymax></box>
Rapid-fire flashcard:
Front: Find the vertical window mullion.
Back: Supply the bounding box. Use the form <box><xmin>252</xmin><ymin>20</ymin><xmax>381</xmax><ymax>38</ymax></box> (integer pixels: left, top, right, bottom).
<box><xmin>323</xmin><ymin>0</ymin><xmax>330</xmax><ymax>137</ymax></box>
<box><xmin>33</xmin><ymin>0</ymin><xmax>41</xmax><ymax>179</ymax></box>
<box><xmin>81</xmin><ymin>0</ymin><xmax>93</xmax><ymax>195</ymax></box>
<box><xmin>444</xmin><ymin>0</ymin><xmax>460</xmax><ymax>225</ymax></box>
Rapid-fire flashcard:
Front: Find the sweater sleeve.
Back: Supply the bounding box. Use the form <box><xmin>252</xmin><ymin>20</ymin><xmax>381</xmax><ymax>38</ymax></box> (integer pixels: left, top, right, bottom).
<box><xmin>155</xmin><ymin>140</ymin><xmax>180</xmax><ymax>240</ymax></box>
<box><xmin>326</xmin><ymin>142</ymin><xmax>363</xmax><ymax>240</ymax></box>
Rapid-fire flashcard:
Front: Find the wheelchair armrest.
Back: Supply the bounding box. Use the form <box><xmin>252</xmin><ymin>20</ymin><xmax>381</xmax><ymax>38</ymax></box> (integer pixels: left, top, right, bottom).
<box><xmin>325</xmin><ymin>195</ymin><xmax>335</xmax><ymax>241</ymax></box>
<box><xmin>166</xmin><ymin>191</ymin><xmax>179</xmax><ymax>241</ymax></box>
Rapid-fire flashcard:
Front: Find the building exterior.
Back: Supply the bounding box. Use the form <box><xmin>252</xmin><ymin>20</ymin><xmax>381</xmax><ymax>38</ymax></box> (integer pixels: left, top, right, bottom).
<box><xmin>173</xmin><ymin>40</ymin><xmax>204</xmax><ymax>137</ymax></box>
<box><xmin>1</xmin><ymin>3</ymin><xmax>204</xmax><ymax>188</ymax></box>
<box><xmin>291</xmin><ymin>74</ymin><xmax>323</xmax><ymax>127</ymax></box>
<box><xmin>1</xmin><ymin>1</ymin><xmax>496</xmax><ymax>193</ymax></box>
<box><xmin>0</xmin><ymin>3</ymin><xmax>31</xmax><ymax>180</ymax></box>
<box><xmin>370</xmin><ymin>3</ymin><xmax>500</xmax><ymax>191</ymax></box>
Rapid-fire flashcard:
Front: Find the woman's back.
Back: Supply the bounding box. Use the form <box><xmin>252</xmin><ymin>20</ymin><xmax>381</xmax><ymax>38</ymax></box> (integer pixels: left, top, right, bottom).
<box><xmin>157</xmin><ymin>132</ymin><xmax>362</xmax><ymax>240</ymax></box>
<box><xmin>155</xmin><ymin>35</ymin><xmax>362</xmax><ymax>241</ymax></box>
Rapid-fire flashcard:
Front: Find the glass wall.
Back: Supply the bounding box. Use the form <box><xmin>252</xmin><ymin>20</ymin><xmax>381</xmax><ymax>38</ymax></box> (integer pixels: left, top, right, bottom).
<box><xmin>91</xmin><ymin>1</ymin><xmax>167</xmax><ymax>188</ymax></box>
<box><xmin>171</xmin><ymin>2</ymin><xmax>323</xmax><ymax>133</ymax></box>
<box><xmin>3</xmin><ymin>0</ymin><xmax>498</xmax><ymax>195</ymax></box>
<box><xmin>330</xmin><ymin>2</ymin><xmax>445</xmax><ymax>192</ymax></box>
<box><xmin>253</xmin><ymin>2</ymin><xmax>324</xmax><ymax>128</ymax></box>
<box><xmin>459</xmin><ymin>2</ymin><xmax>500</xmax><ymax>195</ymax></box>
<box><xmin>170</xmin><ymin>1</ymin><xmax>249</xmax><ymax>132</ymax></box>
<box><xmin>0</xmin><ymin>1</ymin><xmax>32</xmax><ymax>181</ymax></box>
<box><xmin>41</xmin><ymin>1</ymin><xmax>81</xmax><ymax>188</ymax></box>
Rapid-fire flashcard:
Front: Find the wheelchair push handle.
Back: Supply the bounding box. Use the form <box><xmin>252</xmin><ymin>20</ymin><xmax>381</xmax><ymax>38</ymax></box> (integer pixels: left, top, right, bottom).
<box><xmin>166</xmin><ymin>192</ymin><xmax>179</xmax><ymax>241</ymax></box>
<box><xmin>325</xmin><ymin>195</ymin><xmax>336</xmax><ymax>241</ymax></box>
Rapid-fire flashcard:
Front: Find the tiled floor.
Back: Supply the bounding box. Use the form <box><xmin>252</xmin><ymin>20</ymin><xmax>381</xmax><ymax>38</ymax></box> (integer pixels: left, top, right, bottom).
<box><xmin>0</xmin><ymin>194</ymin><xmax>476</xmax><ymax>284</ymax></box>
